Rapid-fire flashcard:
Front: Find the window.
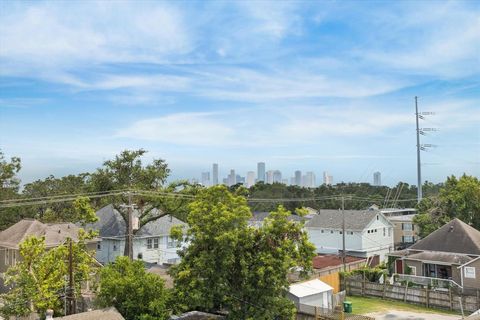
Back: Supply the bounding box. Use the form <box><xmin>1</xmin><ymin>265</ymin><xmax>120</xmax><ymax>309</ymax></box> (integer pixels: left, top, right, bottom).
<box><xmin>403</xmin><ymin>236</ymin><xmax>414</xmax><ymax>243</ymax></box>
<box><xmin>388</xmin><ymin>228</ymin><xmax>391</xmax><ymax>237</ymax></box>
<box><xmin>376</xmin><ymin>215</ymin><xmax>379</xmax><ymax>220</ymax></box>
<box><xmin>383</xmin><ymin>228</ymin><xmax>386</xmax><ymax>236</ymax></box>
<box><xmin>321</xmin><ymin>230</ymin><xmax>324</xmax><ymax>233</ymax></box>
<box><xmin>402</xmin><ymin>223</ymin><xmax>413</xmax><ymax>231</ymax></box>
<box><xmin>167</xmin><ymin>237</ymin><xmax>177</xmax><ymax>249</ymax></box>
<box><xmin>465</xmin><ymin>267</ymin><xmax>476</xmax><ymax>279</ymax></box>
<box><xmin>97</xmin><ymin>242</ymin><xmax>101</xmax><ymax>251</ymax></box>
<box><xmin>330</xmin><ymin>230</ymin><xmax>334</xmax><ymax>234</ymax></box>
<box><xmin>147</xmin><ymin>238</ymin><xmax>153</xmax><ymax>249</ymax></box>
<box><xmin>153</xmin><ymin>238</ymin><xmax>159</xmax><ymax>249</ymax></box>
<box><xmin>339</xmin><ymin>231</ymin><xmax>343</xmax><ymax>235</ymax></box>
<box><xmin>349</xmin><ymin>231</ymin><xmax>353</xmax><ymax>235</ymax></box>
<box><xmin>375</xmin><ymin>229</ymin><xmax>378</xmax><ymax>233</ymax></box>
<box><xmin>113</xmin><ymin>243</ymin><xmax>118</xmax><ymax>251</ymax></box>
<box><xmin>367</xmin><ymin>230</ymin><xmax>370</xmax><ymax>234</ymax></box>
<box><xmin>410</xmin><ymin>266</ymin><xmax>417</xmax><ymax>276</ymax></box>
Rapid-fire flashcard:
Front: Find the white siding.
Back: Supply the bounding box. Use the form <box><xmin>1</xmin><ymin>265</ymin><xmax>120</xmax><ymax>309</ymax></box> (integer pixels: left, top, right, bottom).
<box><xmin>306</xmin><ymin>213</ymin><xmax>393</xmax><ymax>262</ymax></box>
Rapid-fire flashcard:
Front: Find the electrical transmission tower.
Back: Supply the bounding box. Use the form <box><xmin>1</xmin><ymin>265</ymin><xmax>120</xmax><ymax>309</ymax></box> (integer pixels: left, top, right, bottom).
<box><xmin>415</xmin><ymin>96</ymin><xmax>438</xmax><ymax>203</ymax></box>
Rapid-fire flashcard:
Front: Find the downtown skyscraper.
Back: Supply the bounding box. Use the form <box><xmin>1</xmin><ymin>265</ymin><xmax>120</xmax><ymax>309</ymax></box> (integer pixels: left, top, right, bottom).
<box><xmin>257</xmin><ymin>162</ymin><xmax>265</xmax><ymax>182</ymax></box>
<box><xmin>212</xmin><ymin>163</ymin><xmax>219</xmax><ymax>185</ymax></box>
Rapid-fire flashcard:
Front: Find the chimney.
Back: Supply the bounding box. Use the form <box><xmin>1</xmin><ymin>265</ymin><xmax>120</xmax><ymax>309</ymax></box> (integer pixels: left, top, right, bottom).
<box><xmin>46</xmin><ymin>309</ymin><xmax>54</xmax><ymax>319</ymax></box>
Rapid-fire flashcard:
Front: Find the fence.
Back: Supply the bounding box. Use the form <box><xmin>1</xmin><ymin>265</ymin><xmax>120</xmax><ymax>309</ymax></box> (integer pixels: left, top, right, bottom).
<box><xmin>395</xmin><ymin>274</ymin><xmax>462</xmax><ymax>290</ymax></box>
<box><xmin>320</xmin><ymin>273</ymin><xmax>341</xmax><ymax>293</ymax></box>
<box><xmin>344</xmin><ymin>278</ymin><xmax>480</xmax><ymax>313</ymax></box>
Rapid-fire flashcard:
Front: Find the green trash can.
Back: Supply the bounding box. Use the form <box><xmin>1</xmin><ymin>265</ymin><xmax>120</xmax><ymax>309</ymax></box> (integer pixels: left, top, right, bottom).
<box><xmin>343</xmin><ymin>301</ymin><xmax>352</xmax><ymax>313</ymax></box>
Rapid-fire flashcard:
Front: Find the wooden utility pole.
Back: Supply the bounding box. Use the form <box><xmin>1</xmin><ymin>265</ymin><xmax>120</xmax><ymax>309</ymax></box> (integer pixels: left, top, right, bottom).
<box><xmin>127</xmin><ymin>191</ymin><xmax>133</xmax><ymax>260</ymax></box>
<box><xmin>342</xmin><ymin>196</ymin><xmax>346</xmax><ymax>272</ymax></box>
<box><xmin>66</xmin><ymin>239</ymin><xmax>76</xmax><ymax>315</ymax></box>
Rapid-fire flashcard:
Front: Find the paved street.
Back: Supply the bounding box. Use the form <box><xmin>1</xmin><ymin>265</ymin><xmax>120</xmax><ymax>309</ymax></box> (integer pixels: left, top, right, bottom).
<box><xmin>366</xmin><ymin>310</ymin><xmax>460</xmax><ymax>320</ymax></box>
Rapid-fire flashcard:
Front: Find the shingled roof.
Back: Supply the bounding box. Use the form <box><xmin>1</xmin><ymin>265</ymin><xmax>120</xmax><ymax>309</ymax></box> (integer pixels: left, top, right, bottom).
<box><xmin>91</xmin><ymin>204</ymin><xmax>186</xmax><ymax>238</ymax></box>
<box><xmin>409</xmin><ymin>218</ymin><xmax>480</xmax><ymax>255</ymax></box>
<box><xmin>0</xmin><ymin>219</ymin><xmax>84</xmax><ymax>249</ymax></box>
<box><xmin>54</xmin><ymin>307</ymin><xmax>124</xmax><ymax>320</ymax></box>
<box><xmin>305</xmin><ymin>209</ymin><xmax>386</xmax><ymax>231</ymax></box>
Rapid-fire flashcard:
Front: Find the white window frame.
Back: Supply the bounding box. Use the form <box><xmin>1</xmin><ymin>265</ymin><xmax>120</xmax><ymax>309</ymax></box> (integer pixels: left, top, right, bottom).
<box><xmin>410</xmin><ymin>266</ymin><xmax>417</xmax><ymax>276</ymax></box>
<box><xmin>167</xmin><ymin>237</ymin><xmax>177</xmax><ymax>249</ymax></box>
<box><xmin>403</xmin><ymin>223</ymin><xmax>413</xmax><ymax>231</ymax></box>
<box><xmin>153</xmin><ymin>238</ymin><xmax>159</xmax><ymax>249</ymax></box>
<box><xmin>465</xmin><ymin>267</ymin><xmax>476</xmax><ymax>279</ymax></box>
<box><xmin>147</xmin><ymin>238</ymin><xmax>153</xmax><ymax>249</ymax></box>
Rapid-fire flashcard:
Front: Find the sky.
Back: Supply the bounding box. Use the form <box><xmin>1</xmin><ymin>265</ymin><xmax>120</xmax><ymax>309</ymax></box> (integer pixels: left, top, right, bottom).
<box><xmin>0</xmin><ymin>0</ymin><xmax>479</xmax><ymax>187</ymax></box>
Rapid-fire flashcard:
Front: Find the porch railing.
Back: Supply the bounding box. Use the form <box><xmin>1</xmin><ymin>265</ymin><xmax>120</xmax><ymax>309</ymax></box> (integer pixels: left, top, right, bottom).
<box><xmin>395</xmin><ymin>274</ymin><xmax>462</xmax><ymax>290</ymax></box>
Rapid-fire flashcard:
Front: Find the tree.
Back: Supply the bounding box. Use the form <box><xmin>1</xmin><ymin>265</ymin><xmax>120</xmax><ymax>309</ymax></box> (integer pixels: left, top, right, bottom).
<box><xmin>414</xmin><ymin>174</ymin><xmax>480</xmax><ymax>237</ymax></box>
<box><xmin>96</xmin><ymin>256</ymin><xmax>170</xmax><ymax>320</ymax></box>
<box><xmin>170</xmin><ymin>186</ymin><xmax>315</xmax><ymax>319</ymax></box>
<box><xmin>90</xmin><ymin>149</ymin><xmax>197</xmax><ymax>256</ymax></box>
<box><xmin>0</xmin><ymin>149</ymin><xmax>22</xmax><ymax>230</ymax></box>
<box><xmin>0</xmin><ymin>198</ymin><xmax>99</xmax><ymax>318</ymax></box>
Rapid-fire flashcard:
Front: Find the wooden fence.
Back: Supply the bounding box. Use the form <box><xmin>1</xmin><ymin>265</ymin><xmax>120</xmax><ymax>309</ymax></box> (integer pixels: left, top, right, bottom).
<box><xmin>344</xmin><ymin>278</ymin><xmax>480</xmax><ymax>313</ymax></box>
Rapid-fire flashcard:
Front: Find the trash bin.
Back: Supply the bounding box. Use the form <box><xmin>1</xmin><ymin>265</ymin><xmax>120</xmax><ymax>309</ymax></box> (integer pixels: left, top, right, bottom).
<box><xmin>343</xmin><ymin>301</ymin><xmax>352</xmax><ymax>313</ymax></box>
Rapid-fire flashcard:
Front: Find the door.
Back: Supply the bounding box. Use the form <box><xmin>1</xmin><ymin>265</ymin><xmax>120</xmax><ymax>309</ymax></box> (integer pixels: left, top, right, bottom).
<box><xmin>396</xmin><ymin>259</ymin><xmax>403</xmax><ymax>274</ymax></box>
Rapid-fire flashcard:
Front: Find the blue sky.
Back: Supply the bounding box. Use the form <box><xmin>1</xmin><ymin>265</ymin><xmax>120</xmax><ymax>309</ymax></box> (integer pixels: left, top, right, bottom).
<box><xmin>0</xmin><ymin>1</ymin><xmax>479</xmax><ymax>186</ymax></box>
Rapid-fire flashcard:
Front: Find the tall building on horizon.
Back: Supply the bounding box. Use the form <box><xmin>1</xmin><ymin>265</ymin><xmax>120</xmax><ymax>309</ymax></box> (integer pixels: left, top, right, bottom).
<box><xmin>246</xmin><ymin>171</ymin><xmax>255</xmax><ymax>188</ymax></box>
<box><xmin>373</xmin><ymin>171</ymin><xmax>381</xmax><ymax>186</ymax></box>
<box><xmin>227</xmin><ymin>169</ymin><xmax>236</xmax><ymax>186</ymax></box>
<box><xmin>304</xmin><ymin>171</ymin><xmax>316</xmax><ymax>188</ymax></box>
<box><xmin>266</xmin><ymin>170</ymin><xmax>274</xmax><ymax>184</ymax></box>
<box><xmin>294</xmin><ymin>170</ymin><xmax>302</xmax><ymax>186</ymax></box>
<box><xmin>323</xmin><ymin>171</ymin><xmax>333</xmax><ymax>186</ymax></box>
<box><xmin>257</xmin><ymin>162</ymin><xmax>266</xmax><ymax>183</ymax></box>
<box><xmin>212</xmin><ymin>163</ymin><xmax>218</xmax><ymax>185</ymax></box>
<box><xmin>201</xmin><ymin>172</ymin><xmax>210</xmax><ymax>186</ymax></box>
<box><xmin>273</xmin><ymin>170</ymin><xmax>282</xmax><ymax>183</ymax></box>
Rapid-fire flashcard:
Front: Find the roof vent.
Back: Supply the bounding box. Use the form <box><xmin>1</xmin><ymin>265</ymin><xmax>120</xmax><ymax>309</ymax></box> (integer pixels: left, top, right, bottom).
<box><xmin>449</xmin><ymin>225</ymin><xmax>454</xmax><ymax>232</ymax></box>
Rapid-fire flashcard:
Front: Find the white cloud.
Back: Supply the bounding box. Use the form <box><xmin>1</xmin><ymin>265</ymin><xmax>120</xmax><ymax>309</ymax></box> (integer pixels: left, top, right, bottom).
<box><xmin>116</xmin><ymin>113</ymin><xmax>235</xmax><ymax>146</ymax></box>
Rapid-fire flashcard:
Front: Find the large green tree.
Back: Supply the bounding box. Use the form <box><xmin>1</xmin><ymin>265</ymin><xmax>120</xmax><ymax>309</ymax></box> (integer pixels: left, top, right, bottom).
<box><xmin>96</xmin><ymin>256</ymin><xmax>170</xmax><ymax>320</ymax></box>
<box><xmin>0</xmin><ymin>149</ymin><xmax>23</xmax><ymax>230</ymax></box>
<box><xmin>89</xmin><ymin>149</ymin><xmax>198</xmax><ymax>256</ymax></box>
<box><xmin>414</xmin><ymin>174</ymin><xmax>480</xmax><ymax>237</ymax></box>
<box><xmin>170</xmin><ymin>186</ymin><xmax>315</xmax><ymax>319</ymax></box>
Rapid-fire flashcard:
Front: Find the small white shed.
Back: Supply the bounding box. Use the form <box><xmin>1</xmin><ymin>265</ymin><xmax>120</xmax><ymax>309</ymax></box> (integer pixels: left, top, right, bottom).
<box><xmin>287</xmin><ymin>279</ymin><xmax>334</xmax><ymax>311</ymax></box>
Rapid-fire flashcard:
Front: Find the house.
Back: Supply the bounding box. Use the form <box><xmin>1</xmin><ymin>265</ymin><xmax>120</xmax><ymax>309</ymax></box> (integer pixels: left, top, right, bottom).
<box><xmin>288</xmin><ymin>279</ymin><xmax>334</xmax><ymax>311</ymax></box>
<box><xmin>387</xmin><ymin>214</ymin><xmax>420</xmax><ymax>249</ymax></box>
<box><xmin>46</xmin><ymin>307</ymin><xmax>124</xmax><ymax>319</ymax></box>
<box><xmin>388</xmin><ymin>218</ymin><xmax>480</xmax><ymax>289</ymax></box>
<box><xmin>91</xmin><ymin>205</ymin><xmax>187</xmax><ymax>265</ymax></box>
<box><xmin>305</xmin><ymin>209</ymin><xmax>394</xmax><ymax>263</ymax></box>
<box><xmin>0</xmin><ymin>219</ymin><xmax>97</xmax><ymax>292</ymax></box>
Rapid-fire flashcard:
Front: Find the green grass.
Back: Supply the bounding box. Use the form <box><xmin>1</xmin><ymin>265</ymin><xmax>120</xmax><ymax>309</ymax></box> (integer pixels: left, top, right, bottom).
<box><xmin>346</xmin><ymin>295</ymin><xmax>462</xmax><ymax>316</ymax></box>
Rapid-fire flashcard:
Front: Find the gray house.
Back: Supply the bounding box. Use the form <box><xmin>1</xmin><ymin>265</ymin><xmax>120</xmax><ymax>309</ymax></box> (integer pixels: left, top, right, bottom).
<box><xmin>388</xmin><ymin>218</ymin><xmax>480</xmax><ymax>289</ymax></box>
<box><xmin>92</xmin><ymin>205</ymin><xmax>187</xmax><ymax>265</ymax></box>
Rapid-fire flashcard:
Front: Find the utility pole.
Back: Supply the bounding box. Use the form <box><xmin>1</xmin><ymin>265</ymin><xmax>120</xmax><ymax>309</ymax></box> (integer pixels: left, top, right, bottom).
<box><xmin>415</xmin><ymin>96</ymin><xmax>422</xmax><ymax>203</ymax></box>
<box><xmin>342</xmin><ymin>196</ymin><xmax>346</xmax><ymax>272</ymax></box>
<box><xmin>127</xmin><ymin>191</ymin><xmax>133</xmax><ymax>260</ymax></box>
<box><xmin>415</xmin><ymin>96</ymin><xmax>437</xmax><ymax>203</ymax></box>
<box><xmin>66</xmin><ymin>239</ymin><xmax>76</xmax><ymax>315</ymax></box>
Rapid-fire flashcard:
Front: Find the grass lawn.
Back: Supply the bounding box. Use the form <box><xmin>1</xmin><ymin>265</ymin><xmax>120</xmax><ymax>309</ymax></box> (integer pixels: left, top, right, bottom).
<box><xmin>346</xmin><ymin>295</ymin><xmax>462</xmax><ymax>316</ymax></box>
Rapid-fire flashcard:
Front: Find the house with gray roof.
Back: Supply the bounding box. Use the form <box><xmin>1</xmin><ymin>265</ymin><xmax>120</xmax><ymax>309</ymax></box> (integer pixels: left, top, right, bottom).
<box><xmin>388</xmin><ymin>218</ymin><xmax>480</xmax><ymax>289</ymax></box>
<box><xmin>305</xmin><ymin>208</ymin><xmax>394</xmax><ymax>264</ymax></box>
<box><xmin>0</xmin><ymin>219</ymin><xmax>97</xmax><ymax>292</ymax></box>
<box><xmin>91</xmin><ymin>205</ymin><xmax>187</xmax><ymax>265</ymax></box>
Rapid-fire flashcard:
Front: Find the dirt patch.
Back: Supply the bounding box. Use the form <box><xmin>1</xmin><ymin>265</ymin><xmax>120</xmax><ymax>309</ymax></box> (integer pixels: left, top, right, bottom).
<box><xmin>365</xmin><ymin>310</ymin><xmax>460</xmax><ymax>320</ymax></box>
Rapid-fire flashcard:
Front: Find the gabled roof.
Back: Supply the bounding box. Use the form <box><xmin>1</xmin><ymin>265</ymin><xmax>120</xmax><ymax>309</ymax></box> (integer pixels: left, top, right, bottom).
<box><xmin>0</xmin><ymin>219</ymin><xmax>83</xmax><ymax>249</ymax></box>
<box><xmin>91</xmin><ymin>204</ymin><xmax>187</xmax><ymax>238</ymax></box>
<box><xmin>289</xmin><ymin>279</ymin><xmax>333</xmax><ymax>298</ymax></box>
<box><xmin>405</xmin><ymin>251</ymin><xmax>473</xmax><ymax>266</ymax></box>
<box><xmin>409</xmin><ymin>218</ymin><xmax>480</xmax><ymax>255</ymax></box>
<box><xmin>54</xmin><ymin>307</ymin><xmax>124</xmax><ymax>320</ymax></box>
<box><xmin>305</xmin><ymin>209</ymin><xmax>384</xmax><ymax>231</ymax></box>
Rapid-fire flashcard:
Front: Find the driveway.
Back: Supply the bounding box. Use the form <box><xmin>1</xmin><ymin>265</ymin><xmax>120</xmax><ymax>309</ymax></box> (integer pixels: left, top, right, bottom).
<box><xmin>365</xmin><ymin>310</ymin><xmax>460</xmax><ymax>320</ymax></box>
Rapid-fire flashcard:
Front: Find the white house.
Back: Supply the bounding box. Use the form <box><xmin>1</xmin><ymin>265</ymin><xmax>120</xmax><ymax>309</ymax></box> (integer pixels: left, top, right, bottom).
<box><xmin>287</xmin><ymin>279</ymin><xmax>334</xmax><ymax>311</ymax></box>
<box><xmin>305</xmin><ymin>208</ymin><xmax>394</xmax><ymax>263</ymax></box>
<box><xmin>92</xmin><ymin>205</ymin><xmax>187</xmax><ymax>265</ymax></box>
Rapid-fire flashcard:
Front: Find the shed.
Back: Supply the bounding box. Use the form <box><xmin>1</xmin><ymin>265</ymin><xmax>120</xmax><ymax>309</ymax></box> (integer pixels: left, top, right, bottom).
<box><xmin>287</xmin><ymin>279</ymin><xmax>333</xmax><ymax>310</ymax></box>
